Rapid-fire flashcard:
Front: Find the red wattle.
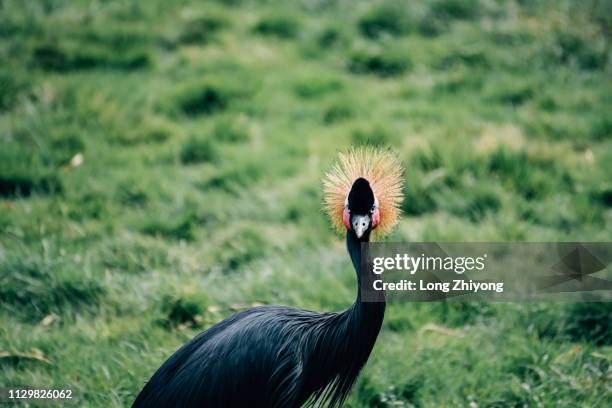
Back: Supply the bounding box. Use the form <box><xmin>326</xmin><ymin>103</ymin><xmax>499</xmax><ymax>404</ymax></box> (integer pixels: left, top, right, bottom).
<box><xmin>372</xmin><ymin>208</ymin><xmax>380</xmax><ymax>229</ymax></box>
<box><xmin>342</xmin><ymin>208</ymin><xmax>350</xmax><ymax>230</ymax></box>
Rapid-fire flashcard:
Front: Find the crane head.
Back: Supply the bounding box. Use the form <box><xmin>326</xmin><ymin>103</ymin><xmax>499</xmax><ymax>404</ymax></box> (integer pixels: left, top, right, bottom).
<box><xmin>324</xmin><ymin>147</ymin><xmax>403</xmax><ymax>239</ymax></box>
<box><xmin>343</xmin><ymin>177</ymin><xmax>378</xmax><ymax>238</ymax></box>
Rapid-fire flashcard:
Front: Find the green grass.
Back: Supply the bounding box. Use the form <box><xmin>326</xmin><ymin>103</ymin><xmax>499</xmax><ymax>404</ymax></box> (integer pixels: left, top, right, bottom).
<box><xmin>1</xmin><ymin>0</ymin><xmax>611</xmax><ymax>406</ymax></box>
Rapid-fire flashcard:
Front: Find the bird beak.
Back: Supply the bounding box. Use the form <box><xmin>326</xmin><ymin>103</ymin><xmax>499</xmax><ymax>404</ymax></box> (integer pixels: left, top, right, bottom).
<box><xmin>351</xmin><ymin>214</ymin><xmax>370</xmax><ymax>239</ymax></box>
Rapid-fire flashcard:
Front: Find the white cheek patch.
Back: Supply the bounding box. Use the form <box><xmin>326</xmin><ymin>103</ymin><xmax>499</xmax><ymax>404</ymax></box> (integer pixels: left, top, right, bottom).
<box><xmin>351</xmin><ymin>214</ymin><xmax>371</xmax><ymax>238</ymax></box>
<box><xmin>353</xmin><ymin>218</ymin><xmax>368</xmax><ymax>230</ymax></box>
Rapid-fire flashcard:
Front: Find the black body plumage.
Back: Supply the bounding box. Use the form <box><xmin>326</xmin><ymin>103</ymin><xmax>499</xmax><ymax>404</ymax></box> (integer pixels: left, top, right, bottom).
<box><xmin>133</xmin><ymin>179</ymin><xmax>385</xmax><ymax>408</ymax></box>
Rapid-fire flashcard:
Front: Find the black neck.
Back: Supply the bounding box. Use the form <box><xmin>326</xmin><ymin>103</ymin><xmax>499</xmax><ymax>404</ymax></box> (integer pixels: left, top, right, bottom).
<box><xmin>346</xmin><ymin>230</ymin><xmax>385</xmax><ymax>317</ymax></box>
<box><xmin>346</xmin><ymin>231</ymin><xmax>366</xmax><ymax>269</ymax></box>
<box><xmin>346</xmin><ymin>230</ymin><xmax>367</xmax><ymax>302</ymax></box>
<box><xmin>298</xmin><ymin>230</ymin><xmax>386</xmax><ymax>406</ymax></box>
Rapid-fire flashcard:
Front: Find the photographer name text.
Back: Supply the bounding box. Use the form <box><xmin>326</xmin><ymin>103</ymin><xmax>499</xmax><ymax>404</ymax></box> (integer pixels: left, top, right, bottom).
<box><xmin>370</xmin><ymin>253</ymin><xmax>504</xmax><ymax>293</ymax></box>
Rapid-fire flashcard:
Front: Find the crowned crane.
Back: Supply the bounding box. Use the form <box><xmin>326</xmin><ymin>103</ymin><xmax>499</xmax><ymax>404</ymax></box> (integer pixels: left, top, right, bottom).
<box><xmin>133</xmin><ymin>148</ymin><xmax>403</xmax><ymax>408</ymax></box>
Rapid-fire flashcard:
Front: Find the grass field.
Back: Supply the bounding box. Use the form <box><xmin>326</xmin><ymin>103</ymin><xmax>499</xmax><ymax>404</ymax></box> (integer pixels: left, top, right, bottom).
<box><xmin>1</xmin><ymin>0</ymin><xmax>611</xmax><ymax>406</ymax></box>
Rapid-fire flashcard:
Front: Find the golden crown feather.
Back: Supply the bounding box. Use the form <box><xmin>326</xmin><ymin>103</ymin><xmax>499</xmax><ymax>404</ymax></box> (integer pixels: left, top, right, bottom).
<box><xmin>323</xmin><ymin>147</ymin><xmax>404</xmax><ymax>237</ymax></box>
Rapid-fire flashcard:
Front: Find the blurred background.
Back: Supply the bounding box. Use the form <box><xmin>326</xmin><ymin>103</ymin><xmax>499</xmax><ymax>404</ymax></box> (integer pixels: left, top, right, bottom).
<box><xmin>1</xmin><ymin>0</ymin><xmax>611</xmax><ymax>406</ymax></box>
